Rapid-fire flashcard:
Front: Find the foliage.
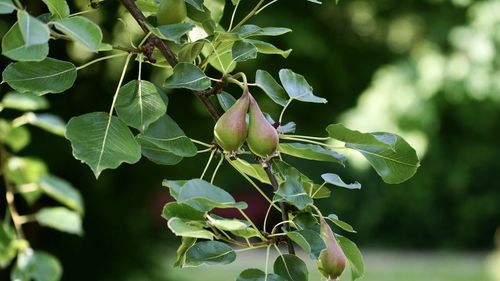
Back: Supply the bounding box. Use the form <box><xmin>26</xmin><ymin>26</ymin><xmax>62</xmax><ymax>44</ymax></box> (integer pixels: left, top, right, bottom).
<box><xmin>0</xmin><ymin>0</ymin><xmax>421</xmax><ymax>280</ymax></box>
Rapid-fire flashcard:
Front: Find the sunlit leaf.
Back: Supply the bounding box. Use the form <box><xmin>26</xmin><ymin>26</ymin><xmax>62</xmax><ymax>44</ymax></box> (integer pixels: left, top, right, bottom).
<box><xmin>35</xmin><ymin>207</ymin><xmax>83</xmax><ymax>235</ymax></box>
<box><xmin>0</xmin><ymin>0</ymin><xmax>16</xmax><ymax>14</ymax></box>
<box><xmin>1</xmin><ymin>92</ymin><xmax>49</xmax><ymax>111</ymax></box>
<box><xmin>3</xmin><ymin>156</ymin><xmax>48</xmax><ymax>185</ymax></box>
<box><xmin>273</xmin><ymin>254</ymin><xmax>308</xmax><ymax>281</ymax></box>
<box><xmin>17</xmin><ymin>10</ymin><xmax>50</xmax><ymax>46</ymax></box>
<box><xmin>1</xmin><ymin>23</ymin><xmax>48</xmax><ymax>61</ymax></box>
<box><xmin>11</xmin><ymin>249</ymin><xmax>62</xmax><ymax>281</ymax></box>
<box><xmin>279</xmin><ymin>69</ymin><xmax>327</xmax><ymax>103</ymax></box>
<box><xmin>26</xmin><ymin>113</ymin><xmax>66</xmax><ymax>136</ymax></box>
<box><xmin>246</xmin><ymin>39</ymin><xmax>291</xmax><ymax>58</ymax></box>
<box><xmin>207</xmin><ymin>215</ymin><xmax>248</xmax><ymax>231</ymax></box>
<box><xmin>168</xmin><ymin>217</ymin><xmax>214</xmax><ymax>240</ymax></box>
<box><xmin>164</xmin><ymin>63</ymin><xmax>211</xmax><ymax>90</ymax></box>
<box><xmin>38</xmin><ymin>175</ymin><xmax>84</xmax><ymax>214</ymax></box>
<box><xmin>54</xmin><ymin>16</ymin><xmax>103</xmax><ymax>52</ymax></box>
<box><xmin>229</xmin><ymin>158</ymin><xmax>270</xmax><ymax>185</ymax></box>
<box><xmin>41</xmin><ymin>0</ymin><xmax>70</xmax><ymax>19</ymax></box>
<box><xmin>185</xmin><ymin>241</ymin><xmax>236</xmax><ymax>266</ymax></box>
<box><xmin>326</xmin><ymin>124</ymin><xmax>395</xmax><ymax>148</ymax></box>
<box><xmin>321</xmin><ymin>173</ymin><xmax>361</xmax><ymax>190</ymax></box>
<box><xmin>0</xmin><ymin>120</ymin><xmax>30</xmax><ymax>152</ymax></box>
<box><xmin>174</xmin><ymin>237</ymin><xmax>196</xmax><ymax>267</ymax></box>
<box><xmin>185</xmin><ymin>0</ymin><xmax>204</xmax><ymax>11</ymax></box>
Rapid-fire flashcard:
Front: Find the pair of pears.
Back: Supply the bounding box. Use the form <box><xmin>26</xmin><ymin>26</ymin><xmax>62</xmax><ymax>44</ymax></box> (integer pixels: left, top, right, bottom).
<box><xmin>214</xmin><ymin>90</ymin><xmax>279</xmax><ymax>158</ymax></box>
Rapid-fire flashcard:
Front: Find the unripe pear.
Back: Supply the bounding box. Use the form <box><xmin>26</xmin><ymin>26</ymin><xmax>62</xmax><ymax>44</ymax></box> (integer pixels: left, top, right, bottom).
<box><xmin>213</xmin><ymin>91</ymin><xmax>249</xmax><ymax>152</ymax></box>
<box><xmin>247</xmin><ymin>94</ymin><xmax>279</xmax><ymax>158</ymax></box>
<box><xmin>317</xmin><ymin>217</ymin><xmax>346</xmax><ymax>281</ymax></box>
<box><xmin>157</xmin><ymin>0</ymin><xmax>187</xmax><ymax>25</ymax></box>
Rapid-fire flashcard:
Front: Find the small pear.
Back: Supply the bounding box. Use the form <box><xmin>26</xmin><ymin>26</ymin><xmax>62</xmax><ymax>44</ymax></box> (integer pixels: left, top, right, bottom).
<box><xmin>214</xmin><ymin>91</ymin><xmax>250</xmax><ymax>152</ymax></box>
<box><xmin>317</xmin><ymin>217</ymin><xmax>346</xmax><ymax>281</ymax></box>
<box><xmin>247</xmin><ymin>94</ymin><xmax>279</xmax><ymax>158</ymax></box>
<box><xmin>157</xmin><ymin>0</ymin><xmax>187</xmax><ymax>25</ymax></box>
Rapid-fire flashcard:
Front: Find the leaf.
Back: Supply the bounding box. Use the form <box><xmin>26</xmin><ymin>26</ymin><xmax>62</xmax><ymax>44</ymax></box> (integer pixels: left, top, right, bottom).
<box><xmin>287</xmin><ymin>230</ymin><xmax>326</xmax><ymax>259</ymax></box>
<box><xmin>65</xmin><ymin>112</ymin><xmax>141</xmax><ymax>178</ymax></box>
<box><xmin>0</xmin><ymin>220</ymin><xmax>18</xmax><ymax>268</ymax></box>
<box><xmin>207</xmin><ymin>215</ymin><xmax>248</xmax><ymax>231</ymax></box>
<box><xmin>293</xmin><ymin>212</ymin><xmax>319</xmax><ymax>232</ymax></box>
<box><xmin>115</xmin><ymin>80</ymin><xmax>167</xmax><ymax>131</ymax></box>
<box><xmin>1</xmin><ymin>92</ymin><xmax>49</xmax><ymax>111</ymax></box>
<box><xmin>326</xmin><ymin>214</ymin><xmax>356</xmax><ymax>233</ymax></box>
<box><xmin>53</xmin><ymin>16</ymin><xmax>103</xmax><ymax>52</ymax></box>
<box><xmin>38</xmin><ymin>175</ymin><xmax>84</xmax><ymax>214</ymax></box>
<box><xmin>168</xmin><ymin>217</ymin><xmax>214</xmax><ymax>240</ymax></box>
<box><xmin>0</xmin><ymin>0</ymin><xmax>16</xmax><ymax>14</ymax></box>
<box><xmin>174</xmin><ymin>237</ymin><xmax>196</xmax><ymax>267</ymax></box>
<box><xmin>41</xmin><ymin>0</ymin><xmax>70</xmax><ymax>19</ymax></box>
<box><xmin>136</xmin><ymin>0</ymin><xmax>158</xmax><ymax>13</ymax></box>
<box><xmin>326</xmin><ymin>124</ymin><xmax>394</xmax><ymax>148</ymax></box>
<box><xmin>217</xmin><ymin>91</ymin><xmax>236</xmax><ymax>111</ymax></box>
<box><xmin>178</xmin><ymin>41</ymin><xmax>205</xmax><ymax>63</ymax></box>
<box><xmin>25</xmin><ymin>113</ymin><xmax>66</xmax><ymax>136</ymax></box>
<box><xmin>177</xmin><ymin>179</ymin><xmax>247</xmax><ymax>212</ymax></box>
<box><xmin>255</xmin><ymin>70</ymin><xmax>289</xmax><ymax>106</ymax></box>
<box><xmin>2</xmin><ymin>57</ymin><xmax>77</xmax><ymax>95</ymax></box>
<box><xmin>185</xmin><ymin>0</ymin><xmax>204</xmax><ymax>11</ymax></box>
<box><xmin>279</xmin><ymin>69</ymin><xmax>327</xmax><ymax>103</ymax></box>
<box><xmin>237</xmin><ymin>269</ymin><xmax>287</xmax><ymax>281</ymax></box>
<box><xmin>156</xmin><ymin>22</ymin><xmax>195</xmax><ymax>44</ymax></box>
<box><xmin>11</xmin><ymin>249</ymin><xmax>62</xmax><ymax>281</ymax></box>
<box><xmin>230</xmin><ymin>226</ymin><xmax>261</xmax><ymax>239</ymax></box>
<box><xmin>233</xmin><ymin>25</ymin><xmax>292</xmax><ymax>38</ymax></box>
<box><xmin>337</xmin><ymin>236</ymin><xmax>364</xmax><ymax>281</ymax></box>
<box><xmin>17</xmin><ymin>10</ymin><xmax>50</xmax><ymax>46</ymax></box>
<box><xmin>185</xmin><ymin>241</ymin><xmax>236</xmax><ymax>266</ymax></box>
<box><xmin>321</xmin><ymin>173</ymin><xmax>361</xmax><ymax>190</ymax></box>
<box><xmin>275</xmin><ymin>177</ymin><xmax>313</xmax><ymax>210</ymax></box>
<box><xmin>346</xmin><ymin>133</ymin><xmax>420</xmax><ymax>184</ymax></box>
<box><xmin>137</xmin><ymin>115</ymin><xmax>197</xmax><ymax>161</ymax></box>
<box><xmin>232</xmin><ymin>40</ymin><xmax>257</xmax><ymax>62</ymax></box>
<box><xmin>279</xmin><ymin>143</ymin><xmax>346</xmax><ymax>165</ymax></box>
<box><xmin>3</xmin><ymin>156</ymin><xmax>48</xmax><ymax>185</ymax></box>
<box><xmin>206</xmin><ymin>40</ymin><xmax>236</xmax><ymax>74</ymax></box>
<box><xmin>138</xmin><ymin>138</ymin><xmax>182</xmax><ymax>165</ymax></box>
<box><xmin>164</xmin><ymin>63</ymin><xmax>211</xmax><ymax>90</ymax></box>
<box><xmin>1</xmin><ymin>23</ymin><xmax>49</xmax><ymax>61</ymax></box>
<box><xmin>229</xmin><ymin>158</ymin><xmax>270</xmax><ymax>185</ymax></box>
<box><xmin>0</xmin><ymin>120</ymin><xmax>30</xmax><ymax>152</ymax></box>
<box><xmin>35</xmin><ymin>207</ymin><xmax>83</xmax><ymax>235</ymax></box>
<box><xmin>246</xmin><ymin>39</ymin><xmax>291</xmax><ymax>58</ymax></box>
<box><xmin>307</xmin><ymin>0</ymin><xmax>322</xmax><ymax>3</ymax></box>
<box><xmin>204</xmin><ymin>0</ymin><xmax>225</xmax><ymax>23</ymax></box>
<box><xmin>273</xmin><ymin>254</ymin><xmax>308</xmax><ymax>281</ymax></box>
<box><xmin>162</xmin><ymin>202</ymin><xmax>205</xmax><ymax>221</ymax></box>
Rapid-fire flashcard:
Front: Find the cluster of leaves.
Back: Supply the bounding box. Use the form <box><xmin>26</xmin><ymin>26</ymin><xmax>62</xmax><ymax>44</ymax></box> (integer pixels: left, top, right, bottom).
<box><xmin>0</xmin><ymin>0</ymin><xmax>420</xmax><ymax>280</ymax></box>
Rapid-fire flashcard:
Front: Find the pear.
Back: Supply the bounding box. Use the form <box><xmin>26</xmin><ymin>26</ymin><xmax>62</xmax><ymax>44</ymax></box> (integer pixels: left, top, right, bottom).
<box><xmin>213</xmin><ymin>91</ymin><xmax>250</xmax><ymax>152</ymax></box>
<box><xmin>317</xmin><ymin>217</ymin><xmax>346</xmax><ymax>281</ymax></box>
<box><xmin>247</xmin><ymin>94</ymin><xmax>279</xmax><ymax>158</ymax></box>
<box><xmin>157</xmin><ymin>0</ymin><xmax>187</xmax><ymax>25</ymax></box>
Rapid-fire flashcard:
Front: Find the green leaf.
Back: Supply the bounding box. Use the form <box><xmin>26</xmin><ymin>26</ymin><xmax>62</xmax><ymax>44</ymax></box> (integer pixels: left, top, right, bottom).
<box><xmin>136</xmin><ymin>0</ymin><xmax>158</xmax><ymax>12</ymax></box>
<box><xmin>25</xmin><ymin>113</ymin><xmax>66</xmax><ymax>136</ymax></box>
<box><xmin>326</xmin><ymin>124</ymin><xmax>395</xmax><ymax>148</ymax></box>
<box><xmin>275</xmin><ymin>177</ymin><xmax>313</xmax><ymax>210</ymax></box>
<box><xmin>232</xmin><ymin>40</ymin><xmax>257</xmax><ymax>62</ymax></box>
<box><xmin>229</xmin><ymin>158</ymin><xmax>270</xmax><ymax>185</ymax></box>
<box><xmin>35</xmin><ymin>207</ymin><xmax>83</xmax><ymax>235</ymax></box>
<box><xmin>272</xmin><ymin>160</ymin><xmax>330</xmax><ymax>199</ymax></box>
<box><xmin>0</xmin><ymin>0</ymin><xmax>16</xmax><ymax>14</ymax></box>
<box><xmin>38</xmin><ymin>175</ymin><xmax>84</xmax><ymax>214</ymax></box>
<box><xmin>1</xmin><ymin>23</ymin><xmax>48</xmax><ymax>62</ymax></box>
<box><xmin>168</xmin><ymin>217</ymin><xmax>214</xmax><ymax>240</ymax></box>
<box><xmin>321</xmin><ymin>173</ymin><xmax>361</xmax><ymax>190</ymax></box>
<box><xmin>178</xmin><ymin>41</ymin><xmax>205</xmax><ymax>63</ymax></box>
<box><xmin>115</xmin><ymin>80</ymin><xmax>167</xmax><ymax>131</ymax></box>
<box><xmin>237</xmin><ymin>269</ymin><xmax>287</xmax><ymax>281</ymax></box>
<box><xmin>156</xmin><ymin>23</ymin><xmax>195</xmax><ymax>44</ymax></box>
<box><xmin>185</xmin><ymin>0</ymin><xmax>204</xmax><ymax>11</ymax></box>
<box><xmin>177</xmin><ymin>179</ymin><xmax>247</xmax><ymax>212</ymax></box>
<box><xmin>0</xmin><ymin>120</ymin><xmax>30</xmax><ymax>152</ymax></box>
<box><xmin>246</xmin><ymin>39</ymin><xmax>291</xmax><ymax>58</ymax></box>
<box><xmin>65</xmin><ymin>112</ymin><xmax>141</xmax><ymax>178</ymax></box>
<box><xmin>273</xmin><ymin>254</ymin><xmax>308</xmax><ymax>281</ymax></box>
<box><xmin>185</xmin><ymin>241</ymin><xmax>236</xmax><ymax>266</ymax></box>
<box><xmin>337</xmin><ymin>236</ymin><xmax>364</xmax><ymax>281</ymax></box>
<box><xmin>53</xmin><ymin>16</ymin><xmax>103</xmax><ymax>52</ymax></box>
<box><xmin>137</xmin><ymin>115</ymin><xmax>197</xmax><ymax>162</ymax></box>
<box><xmin>3</xmin><ymin>156</ymin><xmax>48</xmax><ymax>185</ymax></box>
<box><xmin>11</xmin><ymin>249</ymin><xmax>62</xmax><ymax>281</ymax></box>
<box><xmin>162</xmin><ymin>202</ymin><xmax>205</xmax><ymax>221</ymax></box>
<box><xmin>326</xmin><ymin>214</ymin><xmax>356</xmax><ymax>233</ymax></box>
<box><xmin>204</xmin><ymin>0</ymin><xmax>225</xmax><ymax>23</ymax></box>
<box><xmin>230</xmin><ymin>226</ymin><xmax>261</xmax><ymax>239</ymax></box>
<box><xmin>2</xmin><ymin>57</ymin><xmax>77</xmax><ymax>95</ymax></box>
<box><xmin>164</xmin><ymin>62</ymin><xmax>211</xmax><ymax>90</ymax></box>
<box><xmin>233</xmin><ymin>25</ymin><xmax>292</xmax><ymax>38</ymax></box>
<box><xmin>217</xmin><ymin>91</ymin><xmax>236</xmax><ymax>111</ymax></box>
<box><xmin>174</xmin><ymin>237</ymin><xmax>196</xmax><ymax>267</ymax></box>
<box><xmin>287</xmin><ymin>230</ymin><xmax>326</xmax><ymax>259</ymax></box>
<box><xmin>279</xmin><ymin>69</ymin><xmax>327</xmax><ymax>103</ymax></box>
<box><xmin>205</xmin><ymin>40</ymin><xmax>236</xmax><ymax>74</ymax></box>
<box><xmin>162</xmin><ymin>179</ymin><xmax>186</xmax><ymax>199</ymax></box>
<box><xmin>207</xmin><ymin>215</ymin><xmax>248</xmax><ymax>231</ymax></box>
<box><xmin>346</xmin><ymin>133</ymin><xmax>420</xmax><ymax>184</ymax></box>
<box><xmin>279</xmin><ymin>143</ymin><xmax>346</xmax><ymax>165</ymax></box>
<box><xmin>41</xmin><ymin>0</ymin><xmax>70</xmax><ymax>19</ymax></box>
<box><xmin>0</xmin><ymin>220</ymin><xmax>18</xmax><ymax>268</ymax></box>
<box><xmin>255</xmin><ymin>70</ymin><xmax>289</xmax><ymax>107</ymax></box>
<box><xmin>17</xmin><ymin>10</ymin><xmax>50</xmax><ymax>46</ymax></box>
<box><xmin>1</xmin><ymin>92</ymin><xmax>49</xmax><ymax>111</ymax></box>
<box><xmin>293</xmin><ymin>212</ymin><xmax>319</xmax><ymax>232</ymax></box>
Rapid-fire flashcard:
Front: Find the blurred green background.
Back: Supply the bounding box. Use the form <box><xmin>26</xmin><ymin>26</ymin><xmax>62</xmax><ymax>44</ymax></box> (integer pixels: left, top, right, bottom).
<box><xmin>1</xmin><ymin>0</ymin><xmax>500</xmax><ymax>280</ymax></box>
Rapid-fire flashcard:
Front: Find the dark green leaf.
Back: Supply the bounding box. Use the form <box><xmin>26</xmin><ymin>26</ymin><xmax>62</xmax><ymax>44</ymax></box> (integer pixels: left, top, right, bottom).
<box><xmin>1</xmin><ymin>23</ymin><xmax>48</xmax><ymax>61</ymax></box>
<box><xmin>115</xmin><ymin>80</ymin><xmax>166</xmax><ymax>131</ymax></box>
<box><xmin>174</xmin><ymin>237</ymin><xmax>196</xmax><ymax>267</ymax></box>
<box><xmin>138</xmin><ymin>138</ymin><xmax>183</xmax><ymax>165</ymax></box>
<box><xmin>337</xmin><ymin>236</ymin><xmax>364</xmax><ymax>281</ymax></box>
<box><xmin>232</xmin><ymin>40</ymin><xmax>257</xmax><ymax>62</ymax></box>
<box><xmin>272</xmin><ymin>160</ymin><xmax>330</xmax><ymax>199</ymax></box>
<box><xmin>156</xmin><ymin>23</ymin><xmax>195</xmax><ymax>43</ymax></box>
<box><xmin>246</xmin><ymin>39</ymin><xmax>291</xmax><ymax>58</ymax></box>
<box><xmin>41</xmin><ymin>0</ymin><xmax>69</xmax><ymax>19</ymax></box>
<box><xmin>65</xmin><ymin>112</ymin><xmax>141</xmax><ymax>178</ymax></box>
<box><xmin>17</xmin><ymin>10</ymin><xmax>50</xmax><ymax>46</ymax></box>
<box><xmin>217</xmin><ymin>91</ymin><xmax>236</xmax><ymax>111</ymax></box>
<box><xmin>237</xmin><ymin>269</ymin><xmax>287</xmax><ymax>281</ymax></box>
<box><xmin>38</xmin><ymin>175</ymin><xmax>84</xmax><ymax>214</ymax></box>
<box><xmin>11</xmin><ymin>249</ymin><xmax>62</xmax><ymax>281</ymax></box>
<box><xmin>167</xmin><ymin>217</ymin><xmax>214</xmax><ymax>240</ymax></box>
<box><xmin>162</xmin><ymin>179</ymin><xmax>187</xmax><ymax>199</ymax></box>
<box><xmin>0</xmin><ymin>0</ymin><xmax>16</xmax><ymax>14</ymax></box>
<box><xmin>2</xmin><ymin>57</ymin><xmax>77</xmax><ymax>95</ymax></box>
<box><xmin>275</xmin><ymin>177</ymin><xmax>313</xmax><ymax>210</ymax></box>
<box><xmin>279</xmin><ymin>143</ymin><xmax>346</xmax><ymax>165</ymax></box>
<box><xmin>321</xmin><ymin>173</ymin><xmax>361</xmax><ymax>190</ymax></box>
<box><xmin>279</xmin><ymin>69</ymin><xmax>327</xmax><ymax>103</ymax></box>
<box><xmin>185</xmin><ymin>241</ymin><xmax>236</xmax><ymax>266</ymax></box>
<box><xmin>53</xmin><ymin>16</ymin><xmax>103</xmax><ymax>52</ymax></box>
<box><xmin>255</xmin><ymin>70</ymin><xmax>288</xmax><ymax>106</ymax></box>
<box><xmin>162</xmin><ymin>202</ymin><xmax>205</xmax><ymax>221</ymax></box>
<box><xmin>164</xmin><ymin>62</ymin><xmax>210</xmax><ymax>90</ymax></box>
<box><xmin>273</xmin><ymin>254</ymin><xmax>308</xmax><ymax>281</ymax></box>
<box><xmin>326</xmin><ymin>214</ymin><xmax>356</xmax><ymax>233</ymax></box>
<box><xmin>185</xmin><ymin>0</ymin><xmax>204</xmax><ymax>11</ymax></box>
<box><xmin>35</xmin><ymin>207</ymin><xmax>83</xmax><ymax>235</ymax></box>
<box><xmin>287</xmin><ymin>230</ymin><xmax>326</xmax><ymax>259</ymax></box>
<box><xmin>1</xmin><ymin>92</ymin><xmax>49</xmax><ymax>111</ymax></box>
<box><xmin>293</xmin><ymin>212</ymin><xmax>319</xmax><ymax>232</ymax></box>
<box><xmin>326</xmin><ymin>124</ymin><xmax>394</xmax><ymax>148</ymax></box>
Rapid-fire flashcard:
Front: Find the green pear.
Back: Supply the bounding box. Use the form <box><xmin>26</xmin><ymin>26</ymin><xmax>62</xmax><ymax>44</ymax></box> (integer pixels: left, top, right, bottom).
<box><xmin>317</xmin><ymin>217</ymin><xmax>346</xmax><ymax>281</ymax></box>
<box><xmin>157</xmin><ymin>0</ymin><xmax>187</xmax><ymax>25</ymax></box>
<box><xmin>213</xmin><ymin>91</ymin><xmax>250</xmax><ymax>152</ymax></box>
<box><xmin>247</xmin><ymin>94</ymin><xmax>279</xmax><ymax>158</ymax></box>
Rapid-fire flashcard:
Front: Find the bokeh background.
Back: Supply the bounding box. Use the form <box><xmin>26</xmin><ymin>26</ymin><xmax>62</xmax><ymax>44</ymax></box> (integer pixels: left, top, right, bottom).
<box><xmin>1</xmin><ymin>0</ymin><xmax>500</xmax><ymax>280</ymax></box>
